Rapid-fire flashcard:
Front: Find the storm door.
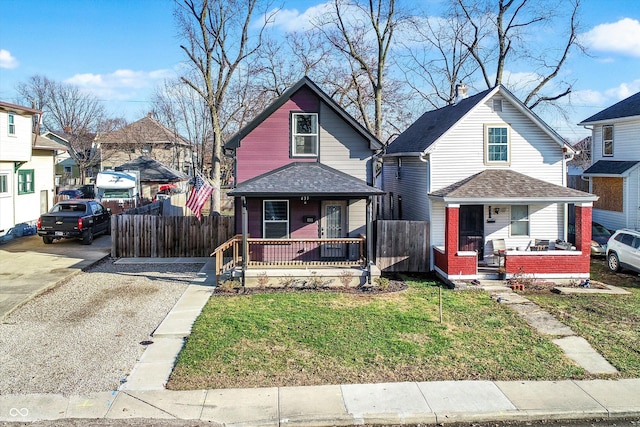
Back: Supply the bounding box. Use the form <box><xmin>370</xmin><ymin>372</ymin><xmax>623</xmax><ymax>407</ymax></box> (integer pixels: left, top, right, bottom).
<box><xmin>459</xmin><ymin>205</ymin><xmax>484</xmax><ymax>259</ymax></box>
<box><xmin>321</xmin><ymin>200</ymin><xmax>347</xmax><ymax>258</ymax></box>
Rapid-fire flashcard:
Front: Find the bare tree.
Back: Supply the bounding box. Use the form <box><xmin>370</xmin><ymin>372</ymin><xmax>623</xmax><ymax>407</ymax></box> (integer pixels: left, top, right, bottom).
<box><xmin>16</xmin><ymin>75</ymin><xmax>119</xmax><ymax>183</ymax></box>
<box><xmin>313</xmin><ymin>0</ymin><xmax>402</xmax><ymax>141</ymax></box>
<box><xmin>453</xmin><ymin>0</ymin><xmax>583</xmax><ymax>109</ymax></box>
<box><xmin>174</xmin><ymin>0</ymin><xmax>274</xmax><ymax>214</ymax></box>
<box><xmin>399</xmin><ymin>14</ymin><xmax>478</xmax><ymax>108</ymax></box>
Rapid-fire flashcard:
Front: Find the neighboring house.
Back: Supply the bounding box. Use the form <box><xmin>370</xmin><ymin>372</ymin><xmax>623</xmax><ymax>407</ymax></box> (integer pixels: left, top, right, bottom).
<box><xmin>114</xmin><ymin>155</ymin><xmax>189</xmax><ymax>201</ymax></box>
<box><xmin>43</xmin><ymin>131</ymin><xmax>82</xmax><ymax>188</ymax></box>
<box><xmin>97</xmin><ymin>113</ymin><xmax>193</xmax><ymax>175</ymax></box>
<box><xmin>381</xmin><ymin>85</ymin><xmax>597</xmax><ymax>281</ymax></box>
<box><xmin>579</xmin><ymin>91</ymin><xmax>640</xmax><ymax>231</ymax></box>
<box><xmin>220</xmin><ymin>77</ymin><xmax>384</xmax><ymax>286</ymax></box>
<box><xmin>0</xmin><ymin>101</ymin><xmax>67</xmax><ymax>236</ymax></box>
<box><xmin>566</xmin><ymin>136</ymin><xmax>591</xmax><ymax>193</ymax></box>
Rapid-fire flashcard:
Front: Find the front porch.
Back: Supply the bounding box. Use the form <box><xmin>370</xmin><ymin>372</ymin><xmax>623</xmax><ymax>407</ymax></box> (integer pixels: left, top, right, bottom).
<box><xmin>211</xmin><ymin>234</ymin><xmax>380</xmax><ymax>288</ymax></box>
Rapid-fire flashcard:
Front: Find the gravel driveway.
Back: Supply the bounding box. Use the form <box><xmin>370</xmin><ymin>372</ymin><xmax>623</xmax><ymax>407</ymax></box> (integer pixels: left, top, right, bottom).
<box><xmin>0</xmin><ymin>259</ymin><xmax>200</xmax><ymax>396</ymax></box>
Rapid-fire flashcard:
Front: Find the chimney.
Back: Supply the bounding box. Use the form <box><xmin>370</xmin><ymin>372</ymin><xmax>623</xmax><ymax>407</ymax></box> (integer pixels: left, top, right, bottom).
<box><xmin>148</xmin><ymin>111</ymin><xmax>154</xmax><ymax>119</ymax></box>
<box><xmin>455</xmin><ymin>83</ymin><xmax>468</xmax><ymax>103</ymax></box>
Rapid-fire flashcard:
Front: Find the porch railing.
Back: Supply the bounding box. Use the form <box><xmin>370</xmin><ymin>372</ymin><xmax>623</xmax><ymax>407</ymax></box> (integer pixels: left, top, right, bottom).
<box><xmin>211</xmin><ymin>235</ymin><xmax>366</xmax><ymax>276</ymax></box>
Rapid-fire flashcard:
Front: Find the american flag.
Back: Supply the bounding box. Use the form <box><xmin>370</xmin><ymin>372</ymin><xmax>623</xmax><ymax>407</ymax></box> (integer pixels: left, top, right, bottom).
<box><xmin>186</xmin><ymin>172</ymin><xmax>214</xmax><ymax>220</ymax></box>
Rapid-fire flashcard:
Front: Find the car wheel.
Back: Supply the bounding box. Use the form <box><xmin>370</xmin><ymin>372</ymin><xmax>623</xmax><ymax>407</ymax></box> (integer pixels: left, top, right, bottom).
<box><xmin>81</xmin><ymin>230</ymin><xmax>93</xmax><ymax>245</ymax></box>
<box><xmin>43</xmin><ymin>236</ymin><xmax>54</xmax><ymax>244</ymax></box>
<box><xmin>607</xmin><ymin>252</ymin><xmax>620</xmax><ymax>272</ymax></box>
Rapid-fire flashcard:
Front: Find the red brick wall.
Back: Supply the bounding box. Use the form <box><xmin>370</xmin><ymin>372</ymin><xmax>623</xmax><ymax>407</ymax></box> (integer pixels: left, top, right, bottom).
<box><xmin>443</xmin><ymin>206</ymin><xmax>477</xmax><ymax>276</ymax></box>
<box><xmin>505</xmin><ymin>254</ymin><xmax>585</xmax><ymax>274</ymax></box>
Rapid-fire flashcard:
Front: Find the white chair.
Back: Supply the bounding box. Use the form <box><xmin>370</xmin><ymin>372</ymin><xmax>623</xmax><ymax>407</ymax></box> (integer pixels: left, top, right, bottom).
<box><xmin>492</xmin><ymin>239</ymin><xmax>506</xmax><ymax>266</ymax></box>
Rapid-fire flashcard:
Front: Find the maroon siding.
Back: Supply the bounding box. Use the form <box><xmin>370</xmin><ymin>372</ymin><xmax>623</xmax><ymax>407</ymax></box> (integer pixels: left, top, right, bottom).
<box><xmin>236</xmin><ymin>87</ymin><xmax>320</xmax><ymax>183</ymax></box>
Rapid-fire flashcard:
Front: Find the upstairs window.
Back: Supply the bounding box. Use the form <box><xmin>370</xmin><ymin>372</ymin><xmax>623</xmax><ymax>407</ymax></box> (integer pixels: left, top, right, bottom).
<box><xmin>292</xmin><ymin>113</ymin><xmax>318</xmax><ymax>156</ymax></box>
<box><xmin>602</xmin><ymin>125</ymin><xmax>614</xmax><ymax>156</ymax></box>
<box><xmin>485</xmin><ymin>125</ymin><xmax>510</xmax><ymax>164</ymax></box>
<box><xmin>8</xmin><ymin>112</ymin><xmax>16</xmax><ymax>135</ymax></box>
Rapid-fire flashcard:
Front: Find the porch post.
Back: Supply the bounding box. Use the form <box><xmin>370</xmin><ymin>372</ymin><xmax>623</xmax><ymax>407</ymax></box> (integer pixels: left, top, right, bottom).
<box><xmin>575</xmin><ymin>202</ymin><xmax>593</xmax><ymax>272</ymax></box>
<box><xmin>241</xmin><ymin>196</ymin><xmax>248</xmax><ymax>287</ymax></box>
<box><xmin>366</xmin><ymin>196</ymin><xmax>372</xmax><ymax>284</ymax></box>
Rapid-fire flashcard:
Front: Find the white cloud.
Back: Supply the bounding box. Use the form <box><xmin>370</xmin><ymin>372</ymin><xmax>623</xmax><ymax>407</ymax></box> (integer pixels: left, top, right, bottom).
<box><xmin>604</xmin><ymin>79</ymin><xmax>640</xmax><ymax>100</ymax></box>
<box><xmin>64</xmin><ymin>68</ymin><xmax>175</xmax><ymax>100</ymax></box>
<box><xmin>0</xmin><ymin>49</ymin><xmax>19</xmax><ymax>69</ymax></box>
<box><xmin>267</xmin><ymin>2</ymin><xmax>358</xmax><ymax>33</ymax></box>
<box><xmin>580</xmin><ymin>18</ymin><xmax>640</xmax><ymax>57</ymax></box>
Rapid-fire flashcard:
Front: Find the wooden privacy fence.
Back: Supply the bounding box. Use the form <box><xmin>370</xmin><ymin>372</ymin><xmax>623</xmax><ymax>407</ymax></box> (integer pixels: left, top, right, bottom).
<box><xmin>111</xmin><ymin>215</ymin><xmax>234</xmax><ymax>258</ymax></box>
<box><xmin>375</xmin><ymin>220</ymin><xmax>430</xmax><ymax>272</ymax></box>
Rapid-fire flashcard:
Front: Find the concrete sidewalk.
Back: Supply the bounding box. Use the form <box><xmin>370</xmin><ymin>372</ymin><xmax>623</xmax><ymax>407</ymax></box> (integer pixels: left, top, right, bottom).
<box><xmin>2</xmin><ymin>379</ymin><xmax>639</xmax><ymax>424</ymax></box>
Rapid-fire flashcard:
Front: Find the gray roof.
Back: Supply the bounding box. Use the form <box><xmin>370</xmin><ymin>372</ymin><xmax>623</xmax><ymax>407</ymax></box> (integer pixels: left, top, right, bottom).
<box><xmin>579</xmin><ymin>92</ymin><xmax>640</xmax><ymax>124</ymax></box>
<box><xmin>385</xmin><ymin>88</ymin><xmax>493</xmax><ymax>155</ymax></box>
<box><xmin>228</xmin><ymin>162</ymin><xmax>384</xmax><ymax>197</ymax></box>
<box><xmin>430</xmin><ymin>169</ymin><xmax>597</xmax><ymax>204</ymax></box>
<box><xmin>225</xmin><ymin>76</ymin><xmax>382</xmax><ymax>151</ymax></box>
<box><xmin>115</xmin><ymin>155</ymin><xmax>189</xmax><ymax>183</ymax></box>
<box><xmin>583</xmin><ymin>160</ymin><xmax>640</xmax><ymax>176</ymax></box>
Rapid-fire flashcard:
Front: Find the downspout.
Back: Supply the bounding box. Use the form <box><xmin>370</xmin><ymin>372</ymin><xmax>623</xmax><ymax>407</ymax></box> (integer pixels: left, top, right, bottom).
<box><xmin>241</xmin><ymin>196</ymin><xmax>248</xmax><ymax>288</ymax></box>
<box><xmin>420</xmin><ymin>152</ymin><xmax>433</xmax><ymax>271</ymax></box>
<box><xmin>366</xmin><ymin>196</ymin><xmax>372</xmax><ymax>284</ymax></box>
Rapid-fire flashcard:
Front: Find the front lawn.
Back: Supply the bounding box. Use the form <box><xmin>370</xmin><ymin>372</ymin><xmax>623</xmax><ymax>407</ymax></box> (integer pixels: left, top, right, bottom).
<box><xmin>525</xmin><ymin>258</ymin><xmax>640</xmax><ymax>377</ymax></box>
<box><xmin>168</xmin><ymin>278</ymin><xmax>586</xmax><ymax>390</ymax></box>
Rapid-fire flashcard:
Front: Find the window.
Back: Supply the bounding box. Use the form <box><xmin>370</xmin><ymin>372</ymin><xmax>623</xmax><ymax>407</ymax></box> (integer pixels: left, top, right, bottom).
<box><xmin>17</xmin><ymin>170</ymin><xmax>34</xmax><ymax>195</ymax></box>
<box><xmin>485</xmin><ymin>125</ymin><xmax>509</xmax><ymax>163</ymax></box>
<box><xmin>510</xmin><ymin>205</ymin><xmax>529</xmax><ymax>236</ymax></box>
<box><xmin>263</xmin><ymin>200</ymin><xmax>289</xmax><ymax>238</ymax></box>
<box><xmin>603</xmin><ymin>125</ymin><xmax>613</xmax><ymax>156</ymax></box>
<box><xmin>492</xmin><ymin>99</ymin><xmax>503</xmax><ymax>112</ymax></box>
<box><xmin>292</xmin><ymin>113</ymin><xmax>318</xmax><ymax>156</ymax></box>
<box><xmin>0</xmin><ymin>173</ymin><xmax>8</xmax><ymax>195</ymax></box>
<box><xmin>8</xmin><ymin>112</ymin><xmax>16</xmax><ymax>135</ymax></box>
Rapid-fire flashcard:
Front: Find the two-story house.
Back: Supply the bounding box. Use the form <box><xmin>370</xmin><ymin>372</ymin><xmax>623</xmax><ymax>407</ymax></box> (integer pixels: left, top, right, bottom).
<box><xmin>0</xmin><ymin>101</ymin><xmax>67</xmax><ymax>236</ymax></box>
<box><xmin>381</xmin><ymin>85</ymin><xmax>597</xmax><ymax>282</ymax></box>
<box><xmin>579</xmin><ymin>91</ymin><xmax>640</xmax><ymax>231</ymax></box>
<box><xmin>97</xmin><ymin>113</ymin><xmax>193</xmax><ymax>175</ymax></box>
<box><xmin>219</xmin><ymin>77</ymin><xmax>384</xmax><ymax>287</ymax></box>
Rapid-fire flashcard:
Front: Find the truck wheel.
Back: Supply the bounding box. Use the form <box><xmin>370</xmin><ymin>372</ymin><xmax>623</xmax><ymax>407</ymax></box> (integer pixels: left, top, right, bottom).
<box><xmin>43</xmin><ymin>236</ymin><xmax>54</xmax><ymax>244</ymax></box>
<box><xmin>81</xmin><ymin>230</ymin><xmax>93</xmax><ymax>245</ymax></box>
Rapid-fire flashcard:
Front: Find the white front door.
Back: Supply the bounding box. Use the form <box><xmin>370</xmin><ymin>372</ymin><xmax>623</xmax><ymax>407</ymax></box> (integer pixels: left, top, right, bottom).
<box><xmin>321</xmin><ymin>201</ymin><xmax>347</xmax><ymax>258</ymax></box>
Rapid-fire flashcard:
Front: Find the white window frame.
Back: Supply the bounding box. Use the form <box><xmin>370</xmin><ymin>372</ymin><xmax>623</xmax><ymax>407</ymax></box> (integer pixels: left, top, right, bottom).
<box><xmin>510</xmin><ymin>205</ymin><xmax>529</xmax><ymax>237</ymax></box>
<box><xmin>8</xmin><ymin>112</ymin><xmax>16</xmax><ymax>136</ymax></box>
<box><xmin>602</xmin><ymin>125</ymin><xmax>614</xmax><ymax>157</ymax></box>
<box><xmin>291</xmin><ymin>113</ymin><xmax>318</xmax><ymax>157</ymax></box>
<box><xmin>485</xmin><ymin>124</ymin><xmax>510</xmax><ymax>164</ymax></box>
<box><xmin>263</xmin><ymin>200</ymin><xmax>289</xmax><ymax>238</ymax></box>
<box><xmin>0</xmin><ymin>172</ymin><xmax>9</xmax><ymax>196</ymax></box>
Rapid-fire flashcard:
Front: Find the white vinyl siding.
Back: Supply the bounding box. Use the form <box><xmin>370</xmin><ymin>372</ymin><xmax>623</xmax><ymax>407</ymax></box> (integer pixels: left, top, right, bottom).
<box><xmin>319</xmin><ymin>103</ymin><xmax>372</xmax><ymax>182</ymax></box>
<box><xmin>591</xmin><ymin>120</ymin><xmax>640</xmax><ymax>163</ymax></box>
<box><xmin>0</xmin><ymin>110</ymin><xmax>32</xmax><ymax>162</ymax></box>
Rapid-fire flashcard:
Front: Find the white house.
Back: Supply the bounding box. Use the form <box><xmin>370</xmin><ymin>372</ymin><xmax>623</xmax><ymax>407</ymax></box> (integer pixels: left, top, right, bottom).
<box><xmin>579</xmin><ymin>91</ymin><xmax>640</xmax><ymax>231</ymax></box>
<box><xmin>381</xmin><ymin>85</ymin><xmax>597</xmax><ymax>281</ymax></box>
<box><xmin>0</xmin><ymin>101</ymin><xmax>67</xmax><ymax>236</ymax></box>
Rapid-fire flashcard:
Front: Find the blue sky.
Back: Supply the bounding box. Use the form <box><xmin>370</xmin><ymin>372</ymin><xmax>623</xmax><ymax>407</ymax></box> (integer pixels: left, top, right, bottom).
<box><xmin>1</xmin><ymin>0</ymin><xmax>639</xmax><ymax>141</ymax></box>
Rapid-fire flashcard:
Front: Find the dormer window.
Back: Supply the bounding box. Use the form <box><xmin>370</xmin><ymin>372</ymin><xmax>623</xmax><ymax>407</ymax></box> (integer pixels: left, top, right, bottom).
<box><xmin>292</xmin><ymin>113</ymin><xmax>318</xmax><ymax>156</ymax></box>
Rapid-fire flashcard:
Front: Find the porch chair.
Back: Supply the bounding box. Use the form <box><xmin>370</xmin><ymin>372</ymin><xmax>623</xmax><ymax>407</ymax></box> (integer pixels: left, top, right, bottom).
<box><xmin>492</xmin><ymin>239</ymin><xmax>506</xmax><ymax>266</ymax></box>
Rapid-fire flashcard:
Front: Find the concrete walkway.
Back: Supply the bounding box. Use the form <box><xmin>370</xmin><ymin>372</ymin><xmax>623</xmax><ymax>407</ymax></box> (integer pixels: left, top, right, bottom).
<box><xmin>480</xmin><ymin>280</ymin><xmax>619</xmax><ymax>375</ymax></box>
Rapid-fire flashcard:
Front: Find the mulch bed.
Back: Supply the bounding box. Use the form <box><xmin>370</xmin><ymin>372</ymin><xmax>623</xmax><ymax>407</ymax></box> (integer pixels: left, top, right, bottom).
<box><xmin>213</xmin><ymin>279</ymin><xmax>407</xmax><ymax>295</ymax></box>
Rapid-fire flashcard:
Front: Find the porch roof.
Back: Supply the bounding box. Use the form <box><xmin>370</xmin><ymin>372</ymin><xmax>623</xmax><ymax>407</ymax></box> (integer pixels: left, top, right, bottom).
<box><xmin>228</xmin><ymin>162</ymin><xmax>384</xmax><ymax>197</ymax></box>
<box><xmin>582</xmin><ymin>160</ymin><xmax>640</xmax><ymax>177</ymax></box>
<box><xmin>429</xmin><ymin>169</ymin><xmax>598</xmax><ymax>204</ymax></box>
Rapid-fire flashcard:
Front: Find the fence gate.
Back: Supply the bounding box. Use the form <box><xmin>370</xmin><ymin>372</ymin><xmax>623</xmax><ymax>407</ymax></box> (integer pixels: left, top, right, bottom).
<box><xmin>375</xmin><ymin>220</ymin><xmax>430</xmax><ymax>272</ymax></box>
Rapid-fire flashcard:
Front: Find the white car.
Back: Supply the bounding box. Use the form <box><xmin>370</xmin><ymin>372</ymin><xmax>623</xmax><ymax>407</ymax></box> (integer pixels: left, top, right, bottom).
<box><xmin>606</xmin><ymin>229</ymin><xmax>640</xmax><ymax>274</ymax></box>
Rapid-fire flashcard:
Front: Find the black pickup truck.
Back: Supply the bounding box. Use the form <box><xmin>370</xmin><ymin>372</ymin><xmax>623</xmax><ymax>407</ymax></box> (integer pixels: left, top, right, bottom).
<box><xmin>37</xmin><ymin>200</ymin><xmax>111</xmax><ymax>245</ymax></box>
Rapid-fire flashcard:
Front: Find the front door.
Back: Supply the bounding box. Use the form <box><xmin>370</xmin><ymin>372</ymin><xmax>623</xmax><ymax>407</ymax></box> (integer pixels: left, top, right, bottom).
<box><xmin>459</xmin><ymin>205</ymin><xmax>484</xmax><ymax>259</ymax></box>
<box><xmin>321</xmin><ymin>200</ymin><xmax>347</xmax><ymax>258</ymax></box>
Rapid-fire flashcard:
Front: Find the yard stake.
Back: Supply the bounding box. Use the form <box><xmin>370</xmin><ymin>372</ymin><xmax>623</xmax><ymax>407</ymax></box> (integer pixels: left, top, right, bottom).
<box><xmin>439</xmin><ymin>286</ymin><xmax>443</xmax><ymax>324</ymax></box>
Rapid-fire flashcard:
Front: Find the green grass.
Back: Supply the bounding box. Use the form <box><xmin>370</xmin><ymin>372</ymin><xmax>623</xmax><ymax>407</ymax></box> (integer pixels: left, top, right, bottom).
<box><xmin>525</xmin><ymin>258</ymin><xmax>640</xmax><ymax>377</ymax></box>
<box><xmin>168</xmin><ymin>278</ymin><xmax>585</xmax><ymax>390</ymax></box>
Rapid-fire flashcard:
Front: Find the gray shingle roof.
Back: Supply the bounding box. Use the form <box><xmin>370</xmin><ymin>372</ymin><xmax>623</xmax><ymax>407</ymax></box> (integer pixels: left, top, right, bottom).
<box><xmin>385</xmin><ymin>88</ymin><xmax>493</xmax><ymax>155</ymax></box>
<box><xmin>583</xmin><ymin>160</ymin><xmax>640</xmax><ymax>176</ymax></box>
<box><xmin>430</xmin><ymin>169</ymin><xmax>597</xmax><ymax>203</ymax></box>
<box><xmin>228</xmin><ymin>162</ymin><xmax>384</xmax><ymax>197</ymax></box>
<box><xmin>579</xmin><ymin>91</ymin><xmax>640</xmax><ymax>124</ymax></box>
<box><xmin>115</xmin><ymin>155</ymin><xmax>189</xmax><ymax>183</ymax></box>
